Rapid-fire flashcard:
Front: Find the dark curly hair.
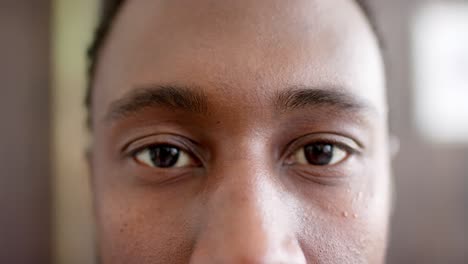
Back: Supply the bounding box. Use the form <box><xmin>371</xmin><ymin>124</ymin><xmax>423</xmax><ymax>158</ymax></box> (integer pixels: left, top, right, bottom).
<box><xmin>85</xmin><ymin>0</ymin><xmax>380</xmax><ymax>126</ymax></box>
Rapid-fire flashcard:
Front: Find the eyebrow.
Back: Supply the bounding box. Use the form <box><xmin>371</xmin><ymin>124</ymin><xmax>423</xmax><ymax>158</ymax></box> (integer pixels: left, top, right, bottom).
<box><xmin>104</xmin><ymin>85</ymin><xmax>209</xmax><ymax>122</ymax></box>
<box><xmin>274</xmin><ymin>87</ymin><xmax>376</xmax><ymax>114</ymax></box>
<box><xmin>104</xmin><ymin>84</ymin><xmax>377</xmax><ymax>124</ymax></box>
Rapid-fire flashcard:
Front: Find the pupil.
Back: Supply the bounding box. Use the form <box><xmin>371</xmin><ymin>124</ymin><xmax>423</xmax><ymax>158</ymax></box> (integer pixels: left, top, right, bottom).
<box><xmin>149</xmin><ymin>145</ymin><xmax>180</xmax><ymax>168</ymax></box>
<box><xmin>304</xmin><ymin>143</ymin><xmax>334</xmax><ymax>165</ymax></box>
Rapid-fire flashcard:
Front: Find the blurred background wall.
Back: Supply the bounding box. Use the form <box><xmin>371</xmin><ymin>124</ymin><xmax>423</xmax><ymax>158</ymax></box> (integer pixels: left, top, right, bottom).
<box><xmin>378</xmin><ymin>1</ymin><xmax>468</xmax><ymax>263</ymax></box>
<box><xmin>0</xmin><ymin>1</ymin><xmax>51</xmax><ymax>263</ymax></box>
<box><xmin>0</xmin><ymin>0</ymin><xmax>466</xmax><ymax>263</ymax></box>
<box><xmin>51</xmin><ymin>1</ymin><xmax>97</xmax><ymax>264</ymax></box>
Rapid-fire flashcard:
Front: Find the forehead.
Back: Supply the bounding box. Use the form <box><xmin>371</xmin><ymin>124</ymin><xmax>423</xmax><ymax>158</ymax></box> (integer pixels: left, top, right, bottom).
<box><xmin>92</xmin><ymin>0</ymin><xmax>386</xmax><ymax>123</ymax></box>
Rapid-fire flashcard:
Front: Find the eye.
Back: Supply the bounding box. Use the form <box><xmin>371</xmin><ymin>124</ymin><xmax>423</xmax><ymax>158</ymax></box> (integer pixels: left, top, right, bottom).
<box><xmin>292</xmin><ymin>143</ymin><xmax>348</xmax><ymax>166</ymax></box>
<box><xmin>134</xmin><ymin>144</ymin><xmax>196</xmax><ymax>168</ymax></box>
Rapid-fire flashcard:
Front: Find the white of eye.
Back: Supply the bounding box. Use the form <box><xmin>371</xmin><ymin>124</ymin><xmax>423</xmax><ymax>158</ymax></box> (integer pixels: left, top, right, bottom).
<box><xmin>294</xmin><ymin>144</ymin><xmax>348</xmax><ymax>166</ymax></box>
<box><xmin>135</xmin><ymin>147</ymin><xmax>193</xmax><ymax>168</ymax></box>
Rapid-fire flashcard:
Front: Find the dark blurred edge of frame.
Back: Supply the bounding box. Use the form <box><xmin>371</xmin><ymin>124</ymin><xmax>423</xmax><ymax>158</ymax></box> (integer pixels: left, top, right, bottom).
<box><xmin>0</xmin><ymin>0</ymin><xmax>52</xmax><ymax>263</ymax></box>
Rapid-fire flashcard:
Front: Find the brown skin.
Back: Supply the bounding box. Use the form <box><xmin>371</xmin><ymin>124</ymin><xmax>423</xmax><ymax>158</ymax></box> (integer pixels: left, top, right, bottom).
<box><xmin>90</xmin><ymin>0</ymin><xmax>391</xmax><ymax>263</ymax></box>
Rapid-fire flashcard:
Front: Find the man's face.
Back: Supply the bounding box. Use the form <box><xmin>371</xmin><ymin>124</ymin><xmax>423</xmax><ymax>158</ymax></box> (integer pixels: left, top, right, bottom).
<box><xmin>90</xmin><ymin>0</ymin><xmax>390</xmax><ymax>263</ymax></box>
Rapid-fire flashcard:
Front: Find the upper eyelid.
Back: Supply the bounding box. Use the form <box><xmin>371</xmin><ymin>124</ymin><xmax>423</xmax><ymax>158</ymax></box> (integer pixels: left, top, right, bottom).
<box><xmin>130</xmin><ymin>143</ymin><xmax>193</xmax><ymax>160</ymax></box>
<box><xmin>292</xmin><ymin>141</ymin><xmax>358</xmax><ymax>162</ymax></box>
<box><xmin>132</xmin><ymin>144</ymin><xmax>187</xmax><ymax>157</ymax></box>
<box><xmin>282</xmin><ymin>133</ymin><xmax>363</xmax><ymax>160</ymax></box>
<box><xmin>123</xmin><ymin>136</ymin><xmax>193</xmax><ymax>158</ymax></box>
<box><xmin>304</xmin><ymin>134</ymin><xmax>361</xmax><ymax>150</ymax></box>
<box><xmin>310</xmin><ymin>139</ymin><xmax>360</xmax><ymax>155</ymax></box>
<box><xmin>122</xmin><ymin>133</ymin><xmax>362</xmax><ymax>162</ymax></box>
<box><xmin>123</xmin><ymin>135</ymin><xmax>208</xmax><ymax>167</ymax></box>
<box><xmin>132</xmin><ymin>145</ymin><xmax>199</xmax><ymax>170</ymax></box>
<box><xmin>134</xmin><ymin>146</ymin><xmax>197</xmax><ymax>168</ymax></box>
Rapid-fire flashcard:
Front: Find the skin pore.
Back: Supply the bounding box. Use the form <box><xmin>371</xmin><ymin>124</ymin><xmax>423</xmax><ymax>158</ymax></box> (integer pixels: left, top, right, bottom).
<box><xmin>89</xmin><ymin>0</ymin><xmax>391</xmax><ymax>263</ymax></box>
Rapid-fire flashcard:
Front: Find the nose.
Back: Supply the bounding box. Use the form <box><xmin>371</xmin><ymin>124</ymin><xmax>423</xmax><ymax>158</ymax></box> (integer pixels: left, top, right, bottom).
<box><xmin>189</xmin><ymin>165</ymin><xmax>306</xmax><ymax>264</ymax></box>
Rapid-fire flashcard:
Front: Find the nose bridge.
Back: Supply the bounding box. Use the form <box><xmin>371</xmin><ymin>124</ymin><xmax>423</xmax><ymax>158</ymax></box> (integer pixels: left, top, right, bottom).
<box><xmin>190</xmin><ymin>157</ymin><xmax>306</xmax><ymax>263</ymax></box>
<box><xmin>213</xmin><ymin>162</ymin><xmax>285</xmax><ymax>233</ymax></box>
<box><xmin>210</xmin><ymin>145</ymin><xmax>286</xmax><ymax>233</ymax></box>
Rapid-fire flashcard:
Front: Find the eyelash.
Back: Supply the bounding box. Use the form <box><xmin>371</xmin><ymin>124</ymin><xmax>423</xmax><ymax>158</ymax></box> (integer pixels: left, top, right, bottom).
<box><xmin>283</xmin><ymin>135</ymin><xmax>362</xmax><ymax>163</ymax></box>
<box><xmin>304</xmin><ymin>139</ymin><xmax>359</xmax><ymax>155</ymax></box>
<box><xmin>124</xmin><ymin>135</ymin><xmax>200</xmax><ymax>161</ymax></box>
<box><xmin>125</xmin><ymin>134</ymin><xmax>361</xmax><ymax>168</ymax></box>
<box><xmin>282</xmin><ymin>133</ymin><xmax>363</xmax><ymax>169</ymax></box>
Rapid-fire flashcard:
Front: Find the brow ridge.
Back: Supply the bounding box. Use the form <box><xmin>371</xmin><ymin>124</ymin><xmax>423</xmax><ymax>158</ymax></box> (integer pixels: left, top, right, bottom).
<box><xmin>104</xmin><ymin>84</ymin><xmax>376</xmax><ymax>124</ymax></box>
<box><xmin>105</xmin><ymin>85</ymin><xmax>209</xmax><ymax>122</ymax></box>
<box><xmin>275</xmin><ymin>87</ymin><xmax>375</xmax><ymax>113</ymax></box>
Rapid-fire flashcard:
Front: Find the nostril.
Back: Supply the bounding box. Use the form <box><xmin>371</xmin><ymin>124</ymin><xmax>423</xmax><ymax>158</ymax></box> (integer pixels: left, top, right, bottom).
<box><xmin>208</xmin><ymin>253</ymin><xmax>306</xmax><ymax>264</ymax></box>
<box><xmin>190</xmin><ymin>239</ymin><xmax>307</xmax><ymax>264</ymax></box>
<box><xmin>231</xmin><ymin>250</ymin><xmax>307</xmax><ymax>264</ymax></box>
<box><xmin>189</xmin><ymin>236</ymin><xmax>307</xmax><ymax>264</ymax></box>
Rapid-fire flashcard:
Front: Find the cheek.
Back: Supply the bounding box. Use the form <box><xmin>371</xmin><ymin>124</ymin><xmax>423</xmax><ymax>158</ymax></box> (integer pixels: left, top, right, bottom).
<box><xmin>91</xmin><ymin>137</ymin><xmax>203</xmax><ymax>263</ymax></box>
<box><xmin>295</xmin><ymin>183</ymin><xmax>390</xmax><ymax>263</ymax></box>
<box><xmin>94</xmin><ymin>178</ymin><xmax>202</xmax><ymax>264</ymax></box>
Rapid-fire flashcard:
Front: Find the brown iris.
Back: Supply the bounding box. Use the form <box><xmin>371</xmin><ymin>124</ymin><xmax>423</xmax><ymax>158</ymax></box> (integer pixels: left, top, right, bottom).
<box><xmin>148</xmin><ymin>145</ymin><xmax>180</xmax><ymax>168</ymax></box>
<box><xmin>303</xmin><ymin>143</ymin><xmax>335</xmax><ymax>165</ymax></box>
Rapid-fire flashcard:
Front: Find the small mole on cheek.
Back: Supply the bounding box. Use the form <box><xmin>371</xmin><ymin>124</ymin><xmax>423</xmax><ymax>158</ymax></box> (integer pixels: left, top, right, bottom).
<box><xmin>342</xmin><ymin>211</ymin><xmax>349</xmax><ymax>218</ymax></box>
